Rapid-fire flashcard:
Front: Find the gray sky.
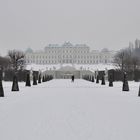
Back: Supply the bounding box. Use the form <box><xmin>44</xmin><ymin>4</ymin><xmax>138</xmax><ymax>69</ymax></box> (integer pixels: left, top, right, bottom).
<box><xmin>0</xmin><ymin>0</ymin><xmax>140</xmax><ymax>55</ymax></box>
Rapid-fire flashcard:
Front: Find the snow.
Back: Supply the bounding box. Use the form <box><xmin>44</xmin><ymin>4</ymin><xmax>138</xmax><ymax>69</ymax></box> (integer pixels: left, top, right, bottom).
<box><xmin>0</xmin><ymin>79</ymin><xmax>140</xmax><ymax>140</ymax></box>
<box><xmin>26</xmin><ymin>63</ymin><xmax>116</xmax><ymax>72</ymax></box>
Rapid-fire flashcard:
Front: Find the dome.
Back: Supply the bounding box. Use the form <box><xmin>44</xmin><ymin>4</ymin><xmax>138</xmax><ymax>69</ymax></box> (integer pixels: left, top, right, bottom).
<box><xmin>25</xmin><ymin>48</ymin><xmax>33</xmax><ymax>53</ymax></box>
<box><xmin>101</xmin><ymin>48</ymin><xmax>109</xmax><ymax>52</ymax></box>
<box><xmin>62</xmin><ymin>41</ymin><xmax>73</xmax><ymax>47</ymax></box>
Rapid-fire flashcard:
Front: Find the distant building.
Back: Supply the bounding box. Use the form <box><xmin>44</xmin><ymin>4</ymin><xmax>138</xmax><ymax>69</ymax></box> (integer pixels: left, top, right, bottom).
<box><xmin>25</xmin><ymin>42</ymin><xmax>115</xmax><ymax>65</ymax></box>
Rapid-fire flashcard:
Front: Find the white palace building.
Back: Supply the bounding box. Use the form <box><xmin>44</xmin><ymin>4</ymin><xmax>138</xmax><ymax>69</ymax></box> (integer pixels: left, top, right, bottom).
<box><xmin>25</xmin><ymin>42</ymin><xmax>115</xmax><ymax>65</ymax></box>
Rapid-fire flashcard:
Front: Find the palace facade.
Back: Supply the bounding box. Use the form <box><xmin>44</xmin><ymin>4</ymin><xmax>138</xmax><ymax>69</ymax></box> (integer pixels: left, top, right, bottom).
<box><xmin>25</xmin><ymin>42</ymin><xmax>115</xmax><ymax>65</ymax></box>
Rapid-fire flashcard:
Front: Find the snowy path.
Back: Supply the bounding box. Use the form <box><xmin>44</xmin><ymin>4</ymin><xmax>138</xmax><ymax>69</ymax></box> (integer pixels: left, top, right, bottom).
<box><xmin>0</xmin><ymin>79</ymin><xmax>140</xmax><ymax>140</ymax></box>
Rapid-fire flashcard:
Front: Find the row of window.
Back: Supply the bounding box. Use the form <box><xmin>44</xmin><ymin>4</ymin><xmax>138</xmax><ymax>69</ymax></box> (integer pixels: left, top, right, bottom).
<box><xmin>26</xmin><ymin>55</ymin><xmax>111</xmax><ymax>59</ymax></box>
<box><xmin>27</xmin><ymin>59</ymin><xmax>110</xmax><ymax>64</ymax></box>
<box><xmin>26</xmin><ymin>58</ymin><xmax>111</xmax><ymax>63</ymax></box>
<box><xmin>45</xmin><ymin>50</ymin><xmax>89</xmax><ymax>53</ymax></box>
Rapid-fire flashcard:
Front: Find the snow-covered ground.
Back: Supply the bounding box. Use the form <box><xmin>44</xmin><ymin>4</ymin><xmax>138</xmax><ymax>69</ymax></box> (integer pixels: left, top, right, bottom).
<box><xmin>26</xmin><ymin>63</ymin><xmax>116</xmax><ymax>72</ymax></box>
<box><xmin>0</xmin><ymin>79</ymin><xmax>140</xmax><ymax>140</ymax></box>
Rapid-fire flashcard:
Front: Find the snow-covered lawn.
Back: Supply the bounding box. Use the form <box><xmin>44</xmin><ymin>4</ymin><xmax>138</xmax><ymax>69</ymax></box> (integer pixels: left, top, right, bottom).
<box><xmin>0</xmin><ymin>79</ymin><xmax>140</xmax><ymax>140</ymax></box>
<box><xmin>26</xmin><ymin>63</ymin><xmax>115</xmax><ymax>71</ymax></box>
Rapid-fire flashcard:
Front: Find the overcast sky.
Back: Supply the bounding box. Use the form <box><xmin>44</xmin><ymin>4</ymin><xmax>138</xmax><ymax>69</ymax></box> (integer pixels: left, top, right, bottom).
<box><xmin>0</xmin><ymin>0</ymin><xmax>140</xmax><ymax>55</ymax></box>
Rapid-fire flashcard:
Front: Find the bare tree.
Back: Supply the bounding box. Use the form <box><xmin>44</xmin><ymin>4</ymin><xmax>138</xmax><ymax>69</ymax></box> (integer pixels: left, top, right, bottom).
<box><xmin>131</xmin><ymin>55</ymin><xmax>139</xmax><ymax>71</ymax></box>
<box><xmin>123</xmin><ymin>47</ymin><xmax>133</xmax><ymax>71</ymax></box>
<box><xmin>8</xmin><ymin>50</ymin><xmax>25</xmax><ymax>72</ymax></box>
<box><xmin>114</xmin><ymin>45</ymin><xmax>140</xmax><ymax>81</ymax></box>
<box><xmin>114</xmin><ymin>45</ymin><xmax>140</xmax><ymax>70</ymax></box>
<box><xmin>114</xmin><ymin>50</ymin><xmax>125</xmax><ymax>71</ymax></box>
<box><xmin>0</xmin><ymin>56</ymin><xmax>10</xmax><ymax>70</ymax></box>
